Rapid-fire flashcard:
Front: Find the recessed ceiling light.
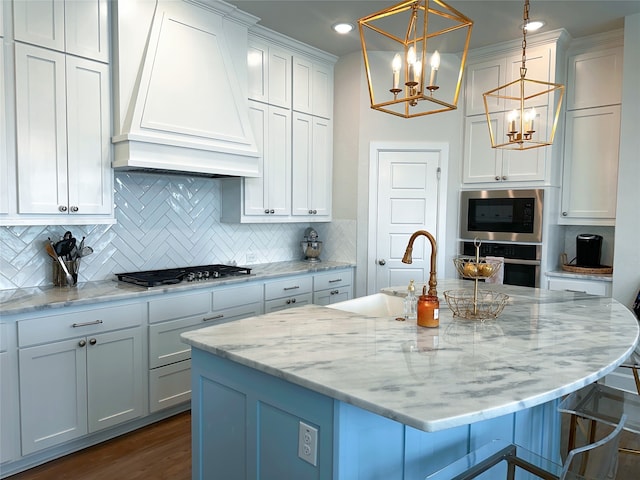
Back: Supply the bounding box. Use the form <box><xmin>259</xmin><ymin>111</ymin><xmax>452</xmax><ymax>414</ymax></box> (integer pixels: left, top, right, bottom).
<box><xmin>332</xmin><ymin>22</ymin><xmax>354</xmax><ymax>34</ymax></box>
<box><xmin>523</xmin><ymin>20</ymin><xmax>546</xmax><ymax>32</ymax></box>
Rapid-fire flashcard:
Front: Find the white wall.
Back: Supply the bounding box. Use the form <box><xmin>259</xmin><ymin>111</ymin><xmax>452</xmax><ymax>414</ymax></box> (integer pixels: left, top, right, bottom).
<box><xmin>612</xmin><ymin>13</ymin><xmax>640</xmax><ymax>308</ymax></box>
<box><xmin>334</xmin><ymin>51</ymin><xmax>464</xmax><ymax>297</ymax></box>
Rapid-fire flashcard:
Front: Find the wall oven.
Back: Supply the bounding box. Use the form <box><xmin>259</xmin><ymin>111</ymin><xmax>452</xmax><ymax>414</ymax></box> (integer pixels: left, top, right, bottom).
<box><xmin>460</xmin><ymin>241</ymin><xmax>541</xmax><ymax>288</ymax></box>
<box><xmin>460</xmin><ymin>189</ymin><xmax>543</xmax><ymax>243</ymax></box>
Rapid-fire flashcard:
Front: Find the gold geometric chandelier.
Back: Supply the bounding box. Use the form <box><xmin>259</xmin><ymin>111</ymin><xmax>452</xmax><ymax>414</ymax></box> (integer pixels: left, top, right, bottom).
<box><xmin>482</xmin><ymin>0</ymin><xmax>564</xmax><ymax>150</ymax></box>
<box><xmin>358</xmin><ymin>0</ymin><xmax>473</xmax><ymax>118</ymax></box>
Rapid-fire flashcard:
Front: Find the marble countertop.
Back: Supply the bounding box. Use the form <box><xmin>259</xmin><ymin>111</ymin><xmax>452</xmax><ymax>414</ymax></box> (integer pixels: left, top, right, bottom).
<box><xmin>0</xmin><ymin>261</ymin><xmax>354</xmax><ymax>316</ymax></box>
<box><xmin>181</xmin><ymin>279</ymin><xmax>639</xmax><ymax>433</ymax></box>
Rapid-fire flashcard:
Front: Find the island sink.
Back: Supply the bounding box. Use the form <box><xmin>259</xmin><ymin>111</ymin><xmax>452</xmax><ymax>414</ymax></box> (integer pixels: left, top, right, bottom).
<box><xmin>328</xmin><ymin>292</ymin><xmax>405</xmax><ymax>317</ymax></box>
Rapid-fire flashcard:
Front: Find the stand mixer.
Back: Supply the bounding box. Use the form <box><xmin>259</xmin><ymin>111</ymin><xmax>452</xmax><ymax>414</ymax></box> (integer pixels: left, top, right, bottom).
<box><xmin>301</xmin><ymin>227</ymin><xmax>323</xmax><ymax>263</ymax></box>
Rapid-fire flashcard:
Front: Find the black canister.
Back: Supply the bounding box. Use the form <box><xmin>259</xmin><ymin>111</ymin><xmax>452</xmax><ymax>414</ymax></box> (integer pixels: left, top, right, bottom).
<box><xmin>576</xmin><ymin>234</ymin><xmax>603</xmax><ymax>267</ymax></box>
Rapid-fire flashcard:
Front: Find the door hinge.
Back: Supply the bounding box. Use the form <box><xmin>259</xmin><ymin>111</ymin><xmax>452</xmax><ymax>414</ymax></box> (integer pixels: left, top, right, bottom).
<box><xmin>436</xmin><ymin>167</ymin><xmax>441</xmax><ymax>180</ymax></box>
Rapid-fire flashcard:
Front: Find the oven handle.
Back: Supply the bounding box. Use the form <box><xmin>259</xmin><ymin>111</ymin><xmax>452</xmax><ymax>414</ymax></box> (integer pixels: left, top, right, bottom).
<box><xmin>502</xmin><ymin>258</ymin><xmax>540</xmax><ymax>266</ymax></box>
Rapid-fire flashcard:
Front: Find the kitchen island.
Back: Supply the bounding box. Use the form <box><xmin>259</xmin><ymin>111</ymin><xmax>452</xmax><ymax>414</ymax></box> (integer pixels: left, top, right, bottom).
<box><xmin>181</xmin><ymin>279</ymin><xmax>639</xmax><ymax>479</ymax></box>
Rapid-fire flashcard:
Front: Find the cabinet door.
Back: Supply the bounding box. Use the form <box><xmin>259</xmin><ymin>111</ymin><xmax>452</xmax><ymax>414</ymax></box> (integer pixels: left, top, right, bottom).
<box><xmin>244</xmin><ymin>102</ymin><xmax>291</xmax><ymax>217</ymax></box>
<box><xmin>501</xmin><ymin>106</ymin><xmax>549</xmax><ymax>183</ymax></box>
<box><xmin>567</xmin><ymin>47</ymin><xmax>623</xmax><ymax>110</ymax></box>
<box><xmin>15</xmin><ymin>43</ymin><xmax>69</xmax><ymax>214</ymax></box>
<box><xmin>505</xmin><ymin>45</ymin><xmax>552</xmax><ymax>109</ymax></box>
<box><xmin>292</xmin><ymin>113</ymin><xmax>332</xmax><ymax>218</ymax></box>
<box><xmin>292</xmin><ymin>56</ymin><xmax>313</xmax><ymax>114</ymax></box>
<box><xmin>463</xmin><ymin>115</ymin><xmax>501</xmax><ymax>183</ymax></box>
<box><xmin>65</xmin><ymin>56</ymin><xmax>112</xmax><ymax>215</ymax></box>
<box><xmin>0</xmin><ymin>350</ymin><xmax>18</xmax><ymax>464</ymax></box>
<box><xmin>64</xmin><ymin>0</ymin><xmax>109</xmax><ymax>63</ymax></box>
<box><xmin>87</xmin><ymin>327</ymin><xmax>144</xmax><ymax>432</ymax></box>
<box><xmin>247</xmin><ymin>39</ymin><xmax>291</xmax><ymax>108</ymax></box>
<box><xmin>19</xmin><ymin>338</ymin><xmax>88</xmax><ymax>455</ymax></box>
<box><xmin>312</xmin><ymin>62</ymin><xmax>332</xmax><ymax>119</ymax></box>
<box><xmin>13</xmin><ymin>0</ymin><xmax>65</xmax><ymax>52</ymax></box>
<box><xmin>561</xmin><ymin>106</ymin><xmax>620</xmax><ymax>223</ymax></box>
<box><xmin>465</xmin><ymin>57</ymin><xmax>506</xmax><ymax>116</ymax></box>
<box><xmin>264</xmin><ymin>293</ymin><xmax>313</xmax><ymax>313</ymax></box>
<box><xmin>0</xmin><ymin>43</ymin><xmax>7</xmax><ymax>214</ymax></box>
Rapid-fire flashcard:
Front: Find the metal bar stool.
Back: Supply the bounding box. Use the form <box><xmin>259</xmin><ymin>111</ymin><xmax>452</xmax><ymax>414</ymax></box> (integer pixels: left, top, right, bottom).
<box><xmin>425</xmin><ymin>415</ymin><xmax>627</xmax><ymax>480</ymax></box>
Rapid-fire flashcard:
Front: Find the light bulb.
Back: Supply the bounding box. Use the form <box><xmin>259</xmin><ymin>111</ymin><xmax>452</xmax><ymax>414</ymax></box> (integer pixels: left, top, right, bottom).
<box><xmin>430</xmin><ymin>50</ymin><xmax>440</xmax><ymax>70</ymax></box>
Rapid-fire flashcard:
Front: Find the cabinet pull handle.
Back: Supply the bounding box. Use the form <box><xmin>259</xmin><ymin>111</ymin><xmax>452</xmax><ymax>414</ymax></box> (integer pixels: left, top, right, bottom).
<box><xmin>78</xmin><ymin>339</ymin><xmax>86</xmax><ymax>347</ymax></box>
<box><xmin>328</xmin><ymin>278</ymin><xmax>342</xmax><ymax>283</ymax></box>
<box><xmin>203</xmin><ymin>314</ymin><xmax>224</xmax><ymax>322</ymax></box>
<box><xmin>284</xmin><ymin>286</ymin><xmax>300</xmax><ymax>291</ymax></box>
<box><xmin>72</xmin><ymin>320</ymin><xmax>103</xmax><ymax>328</ymax></box>
<box><xmin>89</xmin><ymin>338</ymin><xmax>97</xmax><ymax>345</ymax></box>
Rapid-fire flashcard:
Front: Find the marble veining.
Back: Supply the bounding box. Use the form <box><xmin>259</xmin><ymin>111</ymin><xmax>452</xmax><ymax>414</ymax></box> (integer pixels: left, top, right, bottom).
<box><xmin>181</xmin><ymin>279</ymin><xmax>639</xmax><ymax>433</ymax></box>
<box><xmin>545</xmin><ymin>270</ymin><xmax>613</xmax><ymax>281</ymax></box>
<box><xmin>0</xmin><ymin>261</ymin><xmax>354</xmax><ymax>316</ymax></box>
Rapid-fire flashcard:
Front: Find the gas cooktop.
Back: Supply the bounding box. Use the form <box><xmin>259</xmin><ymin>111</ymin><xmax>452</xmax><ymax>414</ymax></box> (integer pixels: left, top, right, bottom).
<box><xmin>115</xmin><ymin>264</ymin><xmax>252</xmax><ymax>288</ymax></box>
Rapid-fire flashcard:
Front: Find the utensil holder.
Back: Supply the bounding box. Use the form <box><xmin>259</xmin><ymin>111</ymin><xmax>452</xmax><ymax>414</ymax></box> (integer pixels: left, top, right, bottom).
<box><xmin>52</xmin><ymin>259</ymin><xmax>78</xmax><ymax>286</ymax></box>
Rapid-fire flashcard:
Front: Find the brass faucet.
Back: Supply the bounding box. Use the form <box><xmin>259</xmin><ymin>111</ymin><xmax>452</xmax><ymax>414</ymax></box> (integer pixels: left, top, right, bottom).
<box><xmin>402</xmin><ymin>230</ymin><xmax>437</xmax><ymax>297</ymax></box>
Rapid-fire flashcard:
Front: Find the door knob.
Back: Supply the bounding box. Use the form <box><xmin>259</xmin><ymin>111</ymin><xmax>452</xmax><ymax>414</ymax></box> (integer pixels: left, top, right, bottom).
<box><xmin>378</xmin><ymin>259</ymin><xmax>386</xmax><ymax>266</ymax></box>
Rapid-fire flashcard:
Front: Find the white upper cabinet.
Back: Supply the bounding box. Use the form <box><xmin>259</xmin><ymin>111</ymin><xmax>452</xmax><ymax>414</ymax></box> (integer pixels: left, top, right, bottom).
<box><xmin>14</xmin><ymin>44</ymin><xmax>112</xmax><ymax>219</ymax></box>
<box><xmin>0</xmin><ymin>40</ymin><xmax>7</xmax><ymax>215</ymax></box>
<box><xmin>292</xmin><ymin>112</ymin><xmax>332</xmax><ymax>219</ymax></box>
<box><xmin>559</xmin><ymin>34</ymin><xmax>623</xmax><ymax>225</ymax></box>
<box><xmin>462</xmin><ymin>32</ymin><xmax>566</xmax><ymax>187</ymax></box>
<box><xmin>566</xmin><ymin>46</ymin><xmax>623</xmax><ymax>110</ymax></box>
<box><xmin>292</xmin><ymin>55</ymin><xmax>333</xmax><ymax>119</ymax></box>
<box><xmin>13</xmin><ymin>0</ymin><xmax>109</xmax><ymax>63</ymax></box>
<box><xmin>247</xmin><ymin>37</ymin><xmax>291</xmax><ymax>109</ymax></box>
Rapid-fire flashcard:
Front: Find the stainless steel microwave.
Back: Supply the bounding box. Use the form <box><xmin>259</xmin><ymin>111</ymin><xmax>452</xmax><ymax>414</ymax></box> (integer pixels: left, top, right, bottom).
<box><xmin>460</xmin><ymin>189</ymin><xmax>543</xmax><ymax>243</ymax></box>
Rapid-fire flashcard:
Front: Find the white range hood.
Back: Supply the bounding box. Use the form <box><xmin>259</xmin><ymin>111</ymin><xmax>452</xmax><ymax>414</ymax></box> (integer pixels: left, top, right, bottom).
<box><xmin>112</xmin><ymin>0</ymin><xmax>260</xmax><ymax>177</ymax></box>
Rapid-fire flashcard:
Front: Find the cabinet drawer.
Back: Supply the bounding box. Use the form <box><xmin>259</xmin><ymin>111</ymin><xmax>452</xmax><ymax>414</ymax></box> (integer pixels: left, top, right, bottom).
<box><xmin>149</xmin><ymin>359</ymin><xmax>192</xmax><ymax>413</ymax></box>
<box><xmin>18</xmin><ymin>303</ymin><xmax>145</xmax><ymax>347</ymax></box>
<box><xmin>313</xmin><ymin>286</ymin><xmax>352</xmax><ymax>306</ymax></box>
<box><xmin>547</xmin><ymin>278</ymin><xmax>611</xmax><ymax>297</ymax></box>
<box><xmin>265</xmin><ymin>293</ymin><xmax>313</xmax><ymax>313</ymax></box>
<box><xmin>212</xmin><ymin>283</ymin><xmax>263</xmax><ymax>310</ymax></box>
<box><xmin>314</xmin><ymin>270</ymin><xmax>352</xmax><ymax>291</ymax></box>
<box><xmin>265</xmin><ymin>275</ymin><xmax>312</xmax><ymax>300</ymax></box>
<box><xmin>149</xmin><ymin>316</ymin><xmax>204</xmax><ymax>368</ymax></box>
<box><xmin>149</xmin><ymin>291</ymin><xmax>211</xmax><ymax>324</ymax></box>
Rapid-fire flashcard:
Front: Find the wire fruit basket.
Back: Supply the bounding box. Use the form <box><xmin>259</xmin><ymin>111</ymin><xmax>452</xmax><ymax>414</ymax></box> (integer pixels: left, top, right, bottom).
<box><xmin>444</xmin><ymin>289</ymin><xmax>509</xmax><ymax>320</ymax></box>
<box><xmin>446</xmin><ymin>239</ymin><xmax>509</xmax><ymax>320</ymax></box>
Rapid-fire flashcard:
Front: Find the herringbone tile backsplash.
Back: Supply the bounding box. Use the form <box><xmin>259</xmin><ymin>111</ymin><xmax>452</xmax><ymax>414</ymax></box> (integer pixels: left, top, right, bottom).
<box><xmin>0</xmin><ymin>172</ymin><xmax>356</xmax><ymax>290</ymax></box>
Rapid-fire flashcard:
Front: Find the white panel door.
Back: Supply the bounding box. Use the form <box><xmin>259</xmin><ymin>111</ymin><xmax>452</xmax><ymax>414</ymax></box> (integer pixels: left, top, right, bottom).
<box><xmin>66</xmin><ymin>55</ymin><xmax>112</xmax><ymax>215</ymax></box>
<box><xmin>13</xmin><ymin>0</ymin><xmax>65</xmax><ymax>52</ymax></box>
<box><xmin>15</xmin><ymin>43</ymin><xmax>69</xmax><ymax>214</ymax></box>
<box><xmin>463</xmin><ymin>114</ymin><xmax>501</xmax><ymax>184</ymax></box>
<box><xmin>87</xmin><ymin>328</ymin><xmax>144</xmax><ymax>432</ymax></box>
<box><xmin>64</xmin><ymin>0</ymin><xmax>109</xmax><ymax>63</ymax></box>
<box><xmin>19</xmin><ymin>339</ymin><xmax>88</xmax><ymax>455</ymax></box>
<box><xmin>374</xmin><ymin>150</ymin><xmax>440</xmax><ymax>292</ymax></box>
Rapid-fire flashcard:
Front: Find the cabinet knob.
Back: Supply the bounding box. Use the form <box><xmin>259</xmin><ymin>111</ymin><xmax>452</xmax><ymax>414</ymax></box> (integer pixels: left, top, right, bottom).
<box><xmin>501</xmin><ymin>176</ymin><xmax>507</xmax><ymax>181</ymax></box>
<box><xmin>89</xmin><ymin>338</ymin><xmax>97</xmax><ymax>345</ymax></box>
<box><xmin>312</xmin><ymin>210</ymin><xmax>317</xmax><ymax>214</ymax></box>
<box><xmin>331</xmin><ymin>290</ymin><xmax>339</xmax><ymax>295</ymax></box>
<box><xmin>264</xmin><ymin>209</ymin><xmax>270</xmax><ymax>214</ymax></box>
<box><xmin>270</xmin><ymin>209</ymin><xmax>275</xmax><ymax>214</ymax></box>
<box><xmin>78</xmin><ymin>339</ymin><xmax>86</xmax><ymax>347</ymax></box>
<box><xmin>562</xmin><ymin>211</ymin><xmax>568</xmax><ymax>216</ymax></box>
<box><xmin>378</xmin><ymin>259</ymin><xmax>386</xmax><ymax>266</ymax></box>
<box><xmin>309</xmin><ymin>209</ymin><xmax>313</xmax><ymax>214</ymax></box>
<box><xmin>291</xmin><ymin>298</ymin><xmax>296</xmax><ymax>303</ymax></box>
<box><xmin>286</xmin><ymin>299</ymin><xmax>291</xmax><ymax>304</ymax></box>
<box><xmin>59</xmin><ymin>205</ymin><xmax>68</xmax><ymax>212</ymax></box>
<box><xmin>495</xmin><ymin>176</ymin><xmax>500</xmax><ymax>181</ymax></box>
<box><xmin>70</xmin><ymin>206</ymin><xmax>79</xmax><ymax>212</ymax></box>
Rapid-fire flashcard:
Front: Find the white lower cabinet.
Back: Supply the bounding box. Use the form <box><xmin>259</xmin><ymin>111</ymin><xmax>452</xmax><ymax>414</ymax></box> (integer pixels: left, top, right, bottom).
<box><xmin>18</xmin><ymin>303</ymin><xmax>145</xmax><ymax>455</ymax></box>
<box><xmin>546</xmin><ymin>275</ymin><xmax>612</xmax><ymax>297</ymax></box>
<box><xmin>148</xmin><ymin>284</ymin><xmax>264</xmax><ymax>413</ymax></box>
<box><xmin>313</xmin><ymin>269</ymin><xmax>353</xmax><ymax>305</ymax></box>
<box><xmin>1</xmin><ymin>322</ymin><xmax>19</xmax><ymax>466</ymax></box>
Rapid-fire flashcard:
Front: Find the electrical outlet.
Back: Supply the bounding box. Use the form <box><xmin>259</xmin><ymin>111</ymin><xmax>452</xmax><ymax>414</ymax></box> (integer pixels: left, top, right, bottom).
<box><xmin>298</xmin><ymin>421</ymin><xmax>318</xmax><ymax>466</ymax></box>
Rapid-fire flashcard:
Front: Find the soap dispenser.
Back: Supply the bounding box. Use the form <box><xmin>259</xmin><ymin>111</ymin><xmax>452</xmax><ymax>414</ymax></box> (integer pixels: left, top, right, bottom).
<box><xmin>404</xmin><ymin>280</ymin><xmax>417</xmax><ymax>321</ymax></box>
<box><xmin>417</xmin><ymin>285</ymin><xmax>439</xmax><ymax>328</ymax></box>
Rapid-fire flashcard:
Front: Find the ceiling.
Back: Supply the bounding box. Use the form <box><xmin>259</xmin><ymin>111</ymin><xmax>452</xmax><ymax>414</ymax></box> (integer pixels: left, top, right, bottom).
<box><xmin>226</xmin><ymin>1</ymin><xmax>640</xmax><ymax>57</ymax></box>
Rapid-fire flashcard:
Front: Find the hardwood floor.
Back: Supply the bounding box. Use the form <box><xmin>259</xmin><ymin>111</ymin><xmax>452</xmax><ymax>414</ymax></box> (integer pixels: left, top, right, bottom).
<box><xmin>6</xmin><ymin>410</ymin><xmax>638</xmax><ymax>479</ymax></box>
<box><xmin>7</xmin><ymin>412</ymin><xmax>191</xmax><ymax>480</ymax></box>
